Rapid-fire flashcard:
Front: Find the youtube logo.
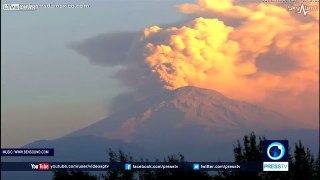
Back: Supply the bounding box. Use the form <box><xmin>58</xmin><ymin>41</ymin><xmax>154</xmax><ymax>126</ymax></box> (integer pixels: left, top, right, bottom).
<box><xmin>38</xmin><ymin>163</ymin><xmax>50</xmax><ymax>170</ymax></box>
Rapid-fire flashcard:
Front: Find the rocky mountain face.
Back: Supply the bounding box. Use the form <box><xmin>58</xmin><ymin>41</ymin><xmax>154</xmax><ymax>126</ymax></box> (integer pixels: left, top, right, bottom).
<box><xmin>67</xmin><ymin>86</ymin><xmax>294</xmax><ymax>143</ymax></box>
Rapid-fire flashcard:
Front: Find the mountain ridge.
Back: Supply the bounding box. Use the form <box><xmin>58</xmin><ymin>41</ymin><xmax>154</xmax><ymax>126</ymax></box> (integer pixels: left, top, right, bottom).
<box><xmin>66</xmin><ymin>86</ymin><xmax>295</xmax><ymax>142</ymax></box>
<box><xmin>5</xmin><ymin>87</ymin><xmax>315</xmax><ymax>180</ymax></box>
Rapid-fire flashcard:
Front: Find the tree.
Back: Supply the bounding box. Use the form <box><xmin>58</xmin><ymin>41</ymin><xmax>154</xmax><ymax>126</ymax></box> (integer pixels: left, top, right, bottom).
<box><xmin>214</xmin><ymin>132</ymin><xmax>318</xmax><ymax>180</ymax></box>
<box><xmin>52</xmin><ymin>133</ymin><xmax>317</xmax><ymax>180</ymax></box>
<box><xmin>103</xmin><ymin>149</ymin><xmax>134</xmax><ymax>180</ymax></box>
<box><xmin>313</xmin><ymin>151</ymin><xmax>320</xmax><ymax>180</ymax></box>
<box><xmin>292</xmin><ymin>141</ymin><xmax>315</xmax><ymax>180</ymax></box>
<box><xmin>53</xmin><ymin>170</ymin><xmax>97</xmax><ymax>180</ymax></box>
<box><xmin>215</xmin><ymin>132</ymin><xmax>264</xmax><ymax>179</ymax></box>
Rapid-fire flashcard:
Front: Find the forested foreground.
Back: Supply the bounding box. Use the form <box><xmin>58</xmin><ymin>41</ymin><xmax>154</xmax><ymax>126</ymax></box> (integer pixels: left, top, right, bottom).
<box><xmin>53</xmin><ymin>132</ymin><xmax>320</xmax><ymax>180</ymax></box>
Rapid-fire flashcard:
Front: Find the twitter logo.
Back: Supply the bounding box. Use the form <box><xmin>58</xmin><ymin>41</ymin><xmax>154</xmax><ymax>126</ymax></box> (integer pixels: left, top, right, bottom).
<box><xmin>193</xmin><ymin>163</ymin><xmax>200</xmax><ymax>170</ymax></box>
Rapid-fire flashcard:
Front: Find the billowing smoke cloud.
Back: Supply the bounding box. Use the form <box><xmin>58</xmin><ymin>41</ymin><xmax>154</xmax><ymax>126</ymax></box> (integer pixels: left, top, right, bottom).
<box><xmin>69</xmin><ymin>31</ymin><xmax>164</xmax><ymax>113</ymax></box>
<box><xmin>143</xmin><ymin>0</ymin><xmax>318</xmax><ymax>99</ymax></box>
<box><xmin>142</xmin><ymin>0</ymin><xmax>319</xmax><ymax>126</ymax></box>
<box><xmin>71</xmin><ymin>0</ymin><xmax>318</xmax><ymax>127</ymax></box>
<box><xmin>69</xmin><ymin>32</ymin><xmax>137</xmax><ymax>66</ymax></box>
<box><xmin>143</xmin><ymin>17</ymin><xmax>259</xmax><ymax>100</ymax></box>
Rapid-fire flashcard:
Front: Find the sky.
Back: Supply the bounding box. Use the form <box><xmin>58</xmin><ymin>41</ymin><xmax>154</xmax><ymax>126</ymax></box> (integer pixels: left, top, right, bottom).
<box><xmin>1</xmin><ymin>0</ymin><xmax>319</xmax><ymax>147</ymax></box>
<box><xmin>1</xmin><ymin>0</ymin><xmax>190</xmax><ymax>147</ymax></box>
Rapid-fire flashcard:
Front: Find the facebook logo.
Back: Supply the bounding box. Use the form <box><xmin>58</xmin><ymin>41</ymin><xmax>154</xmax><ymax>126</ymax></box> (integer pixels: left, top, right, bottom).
<box><xmin>193</xmin><ymin>163</ymin><xmax>200</xmax><ymax>170</ymax></box>
<box><xmin>125</xmin><ymin>163</ymin><xmax>131</xmax><ymax>170</ymax></box>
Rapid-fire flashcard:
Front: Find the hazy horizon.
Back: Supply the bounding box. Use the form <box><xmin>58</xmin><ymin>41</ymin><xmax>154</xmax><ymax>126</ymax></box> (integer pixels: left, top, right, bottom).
<box><xmin>1</xmin><ymin>0</ymin><xmax>319</xmax><ymax>148</ymax></box>
<box><xmin>1</xmin><ymin>0</ymin><xmax>190</xmax><ymax>147</ymax></box>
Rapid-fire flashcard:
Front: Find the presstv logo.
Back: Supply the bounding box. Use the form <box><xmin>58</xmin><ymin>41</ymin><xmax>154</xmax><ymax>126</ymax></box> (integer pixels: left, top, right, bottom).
<box><xmin>263</xmin><ymin>140</ymin><xmax>288</xmax><ymax>171</ymax></box>
<box><xmin>31</xmin><ymin>163</ymin><xmax>50</xmax><ymax>170</ymax></box>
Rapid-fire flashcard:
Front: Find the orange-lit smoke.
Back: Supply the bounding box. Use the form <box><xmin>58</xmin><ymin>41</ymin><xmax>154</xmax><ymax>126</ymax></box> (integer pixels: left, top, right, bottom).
<box><xmin>142</xmin><ymin>0</ymin><xmax>319</xmax><ymax>127</ymax></box>
<box><xmin>142</xmin><ymin>0</ymin><xmax>318</xmax><ymax>100</ymax></box>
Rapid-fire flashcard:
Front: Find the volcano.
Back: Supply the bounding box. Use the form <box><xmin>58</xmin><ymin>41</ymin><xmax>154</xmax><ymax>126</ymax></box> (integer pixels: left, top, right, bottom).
<box><xmin>19</xmin><ymin>86</ymin><xmax>317</xmax><ymax>159</ymax></box>
<box><xmin>3</xmin><ymin>87</ymin><xmax>318</xmax><ymax>180</ymax></box>
<box><xmin>66</xmin><ymin>86</ymin><xmax>294</xmax><ymax>143</ymax></box>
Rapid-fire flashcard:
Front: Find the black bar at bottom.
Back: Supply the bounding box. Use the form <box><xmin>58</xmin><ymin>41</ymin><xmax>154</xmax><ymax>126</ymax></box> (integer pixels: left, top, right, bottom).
<box><xmin>1</xmin><ymin>162</ymin><xmax>262</xmax><ymax>171</ymax></box>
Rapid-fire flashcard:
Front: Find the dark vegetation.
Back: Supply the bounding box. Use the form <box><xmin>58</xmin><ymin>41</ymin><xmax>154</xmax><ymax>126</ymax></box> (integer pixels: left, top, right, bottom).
<box><xmin>53</xmin><ymin>132</ymin><xmax>319</xmax><ymax>180</ymax></box>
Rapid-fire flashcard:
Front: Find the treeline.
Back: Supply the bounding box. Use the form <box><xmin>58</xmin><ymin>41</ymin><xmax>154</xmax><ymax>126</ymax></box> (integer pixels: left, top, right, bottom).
<box><xmin>53</xmin><ymin>132</ymin><xmax>319</xmax><ymax>180</ymax></box>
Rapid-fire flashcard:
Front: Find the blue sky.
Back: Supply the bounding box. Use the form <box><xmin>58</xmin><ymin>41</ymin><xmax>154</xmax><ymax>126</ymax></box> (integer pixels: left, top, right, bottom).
<box><xmin>1</xmin><ymin>0</ymin><xmax>191</xmax><ymax>147</ymax></box>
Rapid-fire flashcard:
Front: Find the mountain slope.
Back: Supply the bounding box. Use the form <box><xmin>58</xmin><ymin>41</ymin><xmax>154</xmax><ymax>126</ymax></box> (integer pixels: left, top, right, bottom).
<box><xmin>3</xmin><ymin>86</ymin><xmax>317</xmax><ymax>180</ymax></box>
<box><xmin>67</xmin><ymin>86</ymin><xmax>294</xmax><ymax>143</ymax></box>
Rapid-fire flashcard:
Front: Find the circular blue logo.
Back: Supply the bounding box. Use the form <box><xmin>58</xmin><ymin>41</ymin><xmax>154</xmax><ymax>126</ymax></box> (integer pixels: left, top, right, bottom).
<box><xmin>267</xmin><ymin>142</ymin><xmax>285</xmax><ymax>160</ymax></box>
